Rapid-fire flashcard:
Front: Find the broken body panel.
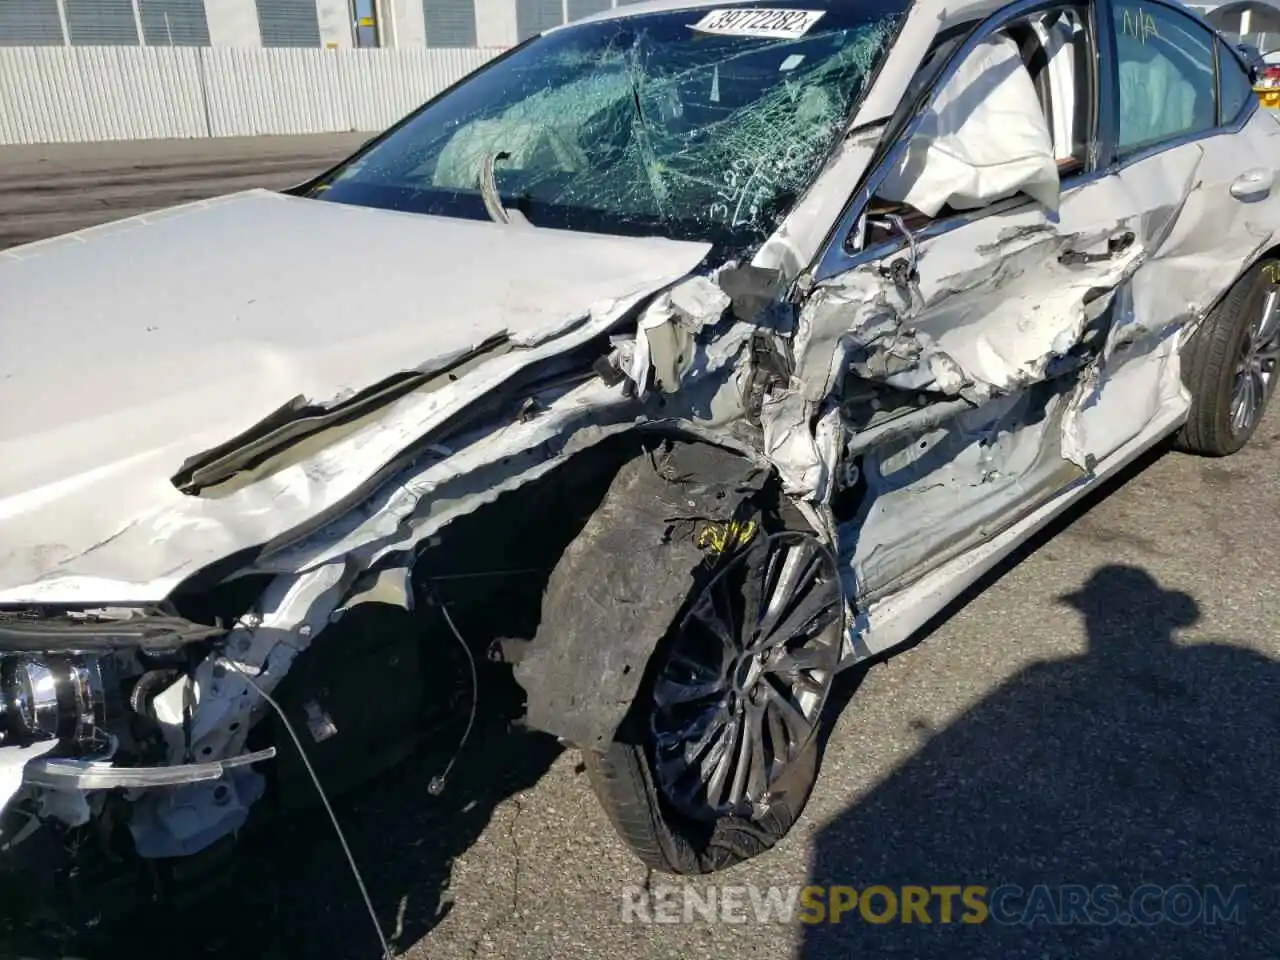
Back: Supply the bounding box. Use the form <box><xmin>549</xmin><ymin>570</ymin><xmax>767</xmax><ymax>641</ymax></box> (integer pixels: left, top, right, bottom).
<box><xmin>805</xmin><ymin>107</ymin><xmax>1280</xmax><ymax>628</ymax></box>
<box><xmin>0</xmin><ymin>0</ymin><xmax>1276</xmax><ymax>878</ymax></box>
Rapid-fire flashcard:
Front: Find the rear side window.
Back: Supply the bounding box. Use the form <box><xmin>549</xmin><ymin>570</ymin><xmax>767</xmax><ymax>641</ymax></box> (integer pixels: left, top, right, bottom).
<box><xmin>1217</xmin><ymin>39</ymin><xmax>1256</xmax><ymax>124</ymax></box>
<box><xmin>1110</xmin><ymin>3</ymin><xmax>1217</xmax><ymax>153</ymax></box>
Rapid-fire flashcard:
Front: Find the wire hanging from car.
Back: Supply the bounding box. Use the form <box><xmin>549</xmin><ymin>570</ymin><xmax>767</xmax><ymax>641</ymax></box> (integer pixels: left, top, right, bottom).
<box><xmin>423</xmin><ymin>582</ymin><xmax>479</xmax><ymax>798</ymax></box>
<box><xmin>220</xmin><ymin>658</ymin><xmax>394</xmax><ymax>960</ymax></box>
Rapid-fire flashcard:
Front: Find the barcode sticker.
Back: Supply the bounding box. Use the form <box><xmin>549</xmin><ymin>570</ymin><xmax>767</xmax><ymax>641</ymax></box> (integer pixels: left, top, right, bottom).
<box><xmin>688</xmin><ymin>9</ymin><xmax>826</xmax><ymax>39</ymax></box>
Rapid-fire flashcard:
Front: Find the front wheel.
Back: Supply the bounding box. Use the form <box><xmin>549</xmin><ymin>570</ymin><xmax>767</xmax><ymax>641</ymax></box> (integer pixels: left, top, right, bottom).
<box><xmin>587</xmin><ymin>531</ymin><xmax>844</xmax><ymax>874</ymax></box>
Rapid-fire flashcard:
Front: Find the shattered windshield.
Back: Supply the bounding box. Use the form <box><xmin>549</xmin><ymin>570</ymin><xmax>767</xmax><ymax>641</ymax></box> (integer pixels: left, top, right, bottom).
<box><xmin>311</xmin><ymin>2</ymin><xmax>906</xmax><ymax>253</ymax></box>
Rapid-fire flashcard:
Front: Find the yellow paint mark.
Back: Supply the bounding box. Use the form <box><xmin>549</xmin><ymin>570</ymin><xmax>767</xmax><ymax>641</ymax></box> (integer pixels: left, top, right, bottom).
<box><xmin>697</xmin><ymin>518</ymin><xmax>758</xmax><ymax>555</ymax></box>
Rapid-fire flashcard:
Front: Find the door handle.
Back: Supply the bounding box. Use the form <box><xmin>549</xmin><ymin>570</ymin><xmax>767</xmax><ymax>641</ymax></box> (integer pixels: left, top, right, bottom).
<box><xmin>1059</xmin><ymin>230</ymin><xmax>1136</xmax><ymax>265</ymax></box>
<box><xmin>1230</xmin><ymin>168</ymin><xmax>1273</xmax><ymax>201</ymax></box>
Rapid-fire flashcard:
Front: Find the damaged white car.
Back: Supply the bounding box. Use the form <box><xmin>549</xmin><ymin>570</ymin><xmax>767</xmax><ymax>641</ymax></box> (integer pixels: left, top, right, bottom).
<box><xmin>2</xmin><ymin>0</ymin><xmax>1279</xmax><ymax>914</ymax></box>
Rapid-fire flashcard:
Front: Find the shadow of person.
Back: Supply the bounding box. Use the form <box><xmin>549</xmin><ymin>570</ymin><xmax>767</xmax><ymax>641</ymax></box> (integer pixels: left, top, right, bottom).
<box><xmin>802</xmin><ymin>564</ymin><xmax>1280</xmax><ymax>959</ymax></box>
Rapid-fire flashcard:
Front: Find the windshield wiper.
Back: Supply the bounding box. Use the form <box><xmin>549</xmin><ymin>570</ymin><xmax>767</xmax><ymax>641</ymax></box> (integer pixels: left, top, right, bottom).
<box><xmin>480</xmin><ymin>150</ymin><xmax>512</xmax><ymax>224</ymax></box>
<box><xmin>478</xmin><ymin>150</ymin><xmax>533</xmax><ymax>227</ymax></box>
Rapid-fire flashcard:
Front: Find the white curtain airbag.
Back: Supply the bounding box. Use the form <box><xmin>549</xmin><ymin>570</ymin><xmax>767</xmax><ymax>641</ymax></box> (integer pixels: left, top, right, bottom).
<box><xmin>1036</xmin><ymin>18</ymin><xmax>1080</xmax><ymax>160</ymax></box>
<box><xmin>876</xmin><ymin>34</ymin><xmax>1060</xmax><ymax>217</ymax></box>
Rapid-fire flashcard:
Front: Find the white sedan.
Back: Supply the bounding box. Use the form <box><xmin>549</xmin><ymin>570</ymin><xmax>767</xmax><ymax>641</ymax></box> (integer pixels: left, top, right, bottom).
<box><xmin>0</xmin><ymin>0</ymin><xmax>1276</xmax><ymax>928</ymax></box>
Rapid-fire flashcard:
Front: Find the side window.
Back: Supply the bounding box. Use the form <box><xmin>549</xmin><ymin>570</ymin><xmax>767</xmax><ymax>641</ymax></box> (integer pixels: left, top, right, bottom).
<box><xmin>1005</xmin><ymin>8</ymin><xmax>1093</xmax><ymax>169</ymax></box>
<box><xmin>1217</xmin><ymin>39</ymin><xmax>1255</xmax><ymax>124</ymax></box>
<box><xmin>1111</xmin><ymin>4</ymin><xmax>1217</xmax><ymax>153</ymax></box>
<box><xmin>866</xmin><ymin>6</ymin><xmax>1091</xmax><ymax>239</ymax></box>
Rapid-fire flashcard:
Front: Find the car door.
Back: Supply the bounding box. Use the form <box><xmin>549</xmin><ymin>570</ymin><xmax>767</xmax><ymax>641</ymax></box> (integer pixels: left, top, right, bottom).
<box><xmin>1063</xmin><ymin>0</ymin><xmax>1280</xmax><ymax>463</ymax></box>
<box><xmin>790</xmin><ymin>0</ymin><xmax>1277</xmax><ymax>606</ymax></box>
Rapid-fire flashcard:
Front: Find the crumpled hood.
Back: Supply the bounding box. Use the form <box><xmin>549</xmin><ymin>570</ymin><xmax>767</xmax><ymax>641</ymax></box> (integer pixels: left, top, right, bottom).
<box><xmin>0</xmin><ymin>190</ymin><xmax>709</xmax><ymax>603</ymax></box>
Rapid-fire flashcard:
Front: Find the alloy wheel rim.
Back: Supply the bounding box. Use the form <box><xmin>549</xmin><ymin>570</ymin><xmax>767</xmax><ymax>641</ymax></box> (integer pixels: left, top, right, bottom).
<box><xmin>650</xmin><ymin>532</ymin><xmax>843</xmax><ymax>821</ymax></box>
<box><xmin>1231</xmin><ymin>284</ymin><xmax>1280</xmax><ymax>437</ymax></box>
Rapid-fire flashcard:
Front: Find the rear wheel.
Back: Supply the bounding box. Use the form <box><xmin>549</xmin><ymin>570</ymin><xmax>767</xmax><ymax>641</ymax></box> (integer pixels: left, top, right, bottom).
<box><xmin>1177</xmin><ymin>257</ymin><xmax>1280</xmax><ymax>456</ymax></box>
<box><xmin>587</xmin><ymin>529</ymin><xmax>844</xmax><ymax>874</ymax></box>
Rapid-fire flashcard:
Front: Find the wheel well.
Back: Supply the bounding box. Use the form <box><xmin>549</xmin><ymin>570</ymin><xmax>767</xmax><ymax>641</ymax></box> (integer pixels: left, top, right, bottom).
<box><xmin>408</xmin><ymin>435</ymin><xmax>630</xmax><ymax>646</ymax></box>
<box><xmin>505</xmin><ymin>436</ymin><xmax>782</xmax><ymax>747</ymax></box>
<box><xmin>171</xmin><ymin>433</ymin><xmax>777</xmax><ymax>753</ymax></box>
<box><xmin>411</xmin><ymin>431</ymin><xmax>772</xmax><ymax>654</ymax></box>
<box><xmin>1205</xmin><ymin>243</ymin><xmax>1280</xmax><ymax>317</ymax></box>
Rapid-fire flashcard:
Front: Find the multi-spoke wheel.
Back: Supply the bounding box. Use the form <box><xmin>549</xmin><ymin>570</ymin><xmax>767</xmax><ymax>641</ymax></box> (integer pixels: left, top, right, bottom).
<box><xmin>522</xmin><ymin>442</ymin><xmax>848</xmax><ymax>874</ymax></box>
<box><xmin>581</xmin><ymin>518</ymin><xmax>845</xmax><ymax>875</ymax></box>
<box><xmin>650</xmin><ymin>533</ymin><xmax>842</xmax><ymax>823</ymax></box>
<box><xmin>1229</xmin><ymin>285</ymin><xmax>1280</xmax><ymax>438</ymax></box>
<box><xmin>1178</xmin><ymin>257</ymin><xmax>1280</xmax><ymax>456</ymax></box>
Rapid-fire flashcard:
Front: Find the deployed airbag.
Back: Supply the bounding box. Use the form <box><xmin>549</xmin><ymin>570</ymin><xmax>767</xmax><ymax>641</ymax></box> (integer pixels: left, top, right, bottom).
<box><xmin>876</xmin><ymin>33</ymin><xmax>1060</xmax><ymax>216</ymax></box>
<box><xmin>1117</xmin><ymin>45</ymin><xmax>1199</xmax><ymax>151</ymax></box>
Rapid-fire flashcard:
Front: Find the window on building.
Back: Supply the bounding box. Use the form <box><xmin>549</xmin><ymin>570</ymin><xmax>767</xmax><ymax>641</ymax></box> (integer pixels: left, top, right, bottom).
<box><xmin>64</xmin><ymin>0</ymin><xmax>140</xmax><ymax>45</ymax></box>
<box><xmin>255</xmin><ymin>0</ymin><xmax>323</xmax><ymax>47</ymax></box>
<box><xmin>138</xmin><ymin>0</ymin><xmax>211</xmax><ymax>46</ymax></box>
<box><xmin>516</xmin><ymin>0</ymin><xmax>563</xmax><ymax>41</ymax></box>
<box><xmin>424</xmin><ymin>0</ymin><xmax>477</xmax><ymax>47</ymax></box>
<box><xmin>0</xmin><ymin>0</ymin><xmax>65</xmax><ymax>45</ymax></box>
<box><xmin>566</xmin><ymin>0</ymin><xmax>609</xmax><ymax>22</ymax></box>
<box><xmin>354</xmin><ymin>0</ymin><xmax>380</xmax><ymax>47</ymax></box>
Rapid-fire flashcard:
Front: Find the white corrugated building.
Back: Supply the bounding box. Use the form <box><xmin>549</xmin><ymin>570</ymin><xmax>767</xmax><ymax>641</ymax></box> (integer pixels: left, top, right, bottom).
<box><xmin>1</xmin><ymin>0</ymin><xmax>1276</xmax><ymax>51</ymax></box>
<box><xmin>0</xmin><ymin>0</ymin><xmax>647</xmax><ymax>51</ymax></box>
<box><xmin>2</xmin><ymin>0</ymin><xmax>1277</xmax><ymax>146</ymax></box>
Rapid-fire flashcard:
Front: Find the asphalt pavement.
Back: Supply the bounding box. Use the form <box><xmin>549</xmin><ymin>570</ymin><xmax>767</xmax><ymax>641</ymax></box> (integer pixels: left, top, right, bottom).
<box><xmin>1</xmin><ymin>135</ymin><xmax>1277</xmax><ymax>960</ymax></box>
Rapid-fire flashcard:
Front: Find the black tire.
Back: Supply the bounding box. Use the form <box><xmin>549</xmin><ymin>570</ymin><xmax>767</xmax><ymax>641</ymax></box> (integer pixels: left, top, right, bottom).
<box><xmin>1176</xmin><ymin>257</ymin><xmax>1280</xmax><ymax>456</ymax></box>
<box><xmin>585</xmin><ymin>524</ymin><xmax>843</xmax><ymax>875</ymax></box>
<box><xmin>584</xmin><ymin>722</ymin><xmax>819</xmax><ymax>874</ymax></box>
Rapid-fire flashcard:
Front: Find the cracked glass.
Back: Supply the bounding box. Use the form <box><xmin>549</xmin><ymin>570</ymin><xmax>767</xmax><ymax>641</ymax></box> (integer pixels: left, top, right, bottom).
<box><xmin>312</xmin><ymin>1</ymin><xmax>906</xmax><ymax>256</ymax></box>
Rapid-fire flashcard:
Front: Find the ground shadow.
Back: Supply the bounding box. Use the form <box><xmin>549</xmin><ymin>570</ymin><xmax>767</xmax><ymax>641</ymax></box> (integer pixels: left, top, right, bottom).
<box><xmin>210</xmin><ymin>700</ymin><xmax>561</xmax><ymax>960</ymax></box>
<box><xmin>802</xmin><ymin>562</ymin><xmax>1280</xmax><ymax>958</ymax></box>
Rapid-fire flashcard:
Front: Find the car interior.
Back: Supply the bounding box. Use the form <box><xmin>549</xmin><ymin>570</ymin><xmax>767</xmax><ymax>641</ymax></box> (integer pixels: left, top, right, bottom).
<box><xmin>865</xmin><ymin>6</ymin><xmax>1091</xmax><ymax>244</ymax></box>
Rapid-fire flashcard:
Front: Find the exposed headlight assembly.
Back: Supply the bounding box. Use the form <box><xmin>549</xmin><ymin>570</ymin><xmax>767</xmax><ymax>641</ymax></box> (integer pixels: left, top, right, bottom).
<box><xmin>0</xmin><ymin>613</ymin><xmax>278</xmax><ymax>813</ymax></box>
<box><xmin>0</xmin><ymin>608</ymin><xmax>221</xmax><ymax>757</ymax></box>
<box><xmin>0</xmin><ymin>654</ymin><xmax>114</xmax><ymax>754</ymax></box>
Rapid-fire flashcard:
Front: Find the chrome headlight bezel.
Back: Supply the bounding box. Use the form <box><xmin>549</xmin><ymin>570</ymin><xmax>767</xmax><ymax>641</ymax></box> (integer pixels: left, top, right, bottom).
<box><xmin>0</xmin><ymin>653</ymin><xmax>114</xmax><ymax>753</ymax></box>
<box><xmin>0</xmin><ymin>609</ymin><xmax>226</xmax><ymax>756</ymax></box>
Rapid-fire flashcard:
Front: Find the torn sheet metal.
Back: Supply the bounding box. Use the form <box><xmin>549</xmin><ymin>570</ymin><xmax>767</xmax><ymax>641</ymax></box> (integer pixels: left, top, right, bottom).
<box><xmin>797</xmin><ymin>103</ymin><xmax>1280</xmax><ymax>619</ymax></box>
<box><xmin>848</xmin><ymin>385</ymin><xmax>1190</xmax><ymax>660</ymax></box>
<box><xmin>4</xmin><ymin>0</ymin><xmax>1280</xmax><ymax>865</ymax></box>
<box><xmin>790</xmin><ymin>148</ymin><xmax>1205</xmax><ymax>413</ymax></box>
<box><xmin>844</xmin><ymin>383</ymin><xmax>1083</xmax><ymax>601</ymax></box>
<box><xmin>630</xmin><ymin>276</ymin><xmax>731</xmax><ymax>395</ymax></box>
<box><xmin>0</xmin><ymin>193</ymin><xmax>709</xmax><ymax>602</ymax></box>
<box><xmin>760</xmin><ymin>391</ymin><xmax>826</xmax><ymax>496</ymax></box>
<box><xmin>1059</xmin><ymin>135</ymin><xmax>1279</xmax><ymax>465</ymax></box>
<box><xmin>260</xmin><ymin>329</ymin><xmax>759</xmax><ymax>578</ymax></box>
<box><xmin>0</xmin><ymin>0</ymin><xmax>978</xmax><ymax>606</ymax></box>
